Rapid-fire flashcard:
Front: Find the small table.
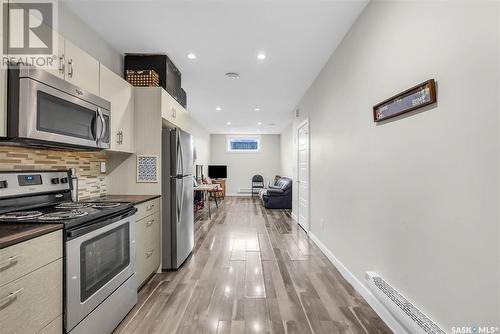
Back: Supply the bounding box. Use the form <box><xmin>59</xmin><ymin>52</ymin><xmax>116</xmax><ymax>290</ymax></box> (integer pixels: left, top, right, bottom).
<box><xmin>194</xmin><ymin>184</ymin><xmax>220</xmax><ymax>219</ymax></box>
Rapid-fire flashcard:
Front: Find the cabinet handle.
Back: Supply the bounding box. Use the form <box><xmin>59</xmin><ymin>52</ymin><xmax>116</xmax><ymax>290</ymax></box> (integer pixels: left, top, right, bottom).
<box><xmin>68</xmin><ymin>59</ymin><xmax>74</xmax><ymax>78</ymax></box>
<box><xmin>146</xmin><ymin>220</ymin><xmax>154</xmax><ymax>227</ymax></box>
<box><xmin>0</xmin><ymin>255</ymin><xmax>19</xmax><ymax>271</ymax></box>
<box><xmin>0</xmin><ymin>288</ymin><xmax>23</xmax><ymax>310</ymax></box>
<box><xmin>116</xmin><ymin>131</ymin><xmax>123</xmax><ymax>145</ymax></box>
<box><xmin>145</xmin><ymin>249</ymin><xmax>154</xmax><ymax>258</ymax></box>
<box><xmin>59</xmin><ymin>55</ymin><xmax>65</xmax><ymax>75</ymax></box>
<box><xmin>171</xmin><ymin>107</ymin><xmax>176</xmax><ymax>119</ymax></box>
<box><xmin>146</xmin><ymin>204</ymin><xmax>155</xmax><ymax>211</ymax></box>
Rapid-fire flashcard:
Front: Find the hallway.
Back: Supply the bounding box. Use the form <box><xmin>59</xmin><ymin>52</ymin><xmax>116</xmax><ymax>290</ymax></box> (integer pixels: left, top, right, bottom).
<box><xmin>114</xmin><ymin>197</ymin><xmax>391</xmax><ymax>334</ymax></box>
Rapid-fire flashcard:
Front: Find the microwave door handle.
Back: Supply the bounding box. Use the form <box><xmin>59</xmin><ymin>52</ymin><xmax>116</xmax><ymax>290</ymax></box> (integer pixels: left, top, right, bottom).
<box><xmin>96</xmin><ymin>109</ymin><xmax>105</xmax><ymax>143</ymax></box>
<box><xmin>99</xmin><ymin>110</ymin><xmax>106</xmax><ymax>141</ymax></box>
<box><xmin>94</xmin><ymin>110</ymin><xmax>101</xmax><ymax>143</ymax></box>
<box><xmin>91</xmin><ymin>112</ymin><xmax>98</xmax><ymax>141</ymax></box>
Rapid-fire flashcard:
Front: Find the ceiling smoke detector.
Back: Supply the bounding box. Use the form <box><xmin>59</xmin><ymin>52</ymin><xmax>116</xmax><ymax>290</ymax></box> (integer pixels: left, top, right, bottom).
<box><xmin>225</xmin><ymin>72</ymin><xmax>240</xmax><ymax>80</ymax></box>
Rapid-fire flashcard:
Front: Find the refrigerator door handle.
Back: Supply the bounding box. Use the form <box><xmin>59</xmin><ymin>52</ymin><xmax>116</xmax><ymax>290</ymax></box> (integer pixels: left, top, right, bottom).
<box><xmin>176</xmin><ymin>130</ymin><xmax>181</xmax><ymax>176</ymax></box>
<box><xmin>176</xmin><ymin>178</ymin><xmax>182</xmax><ymax>224</ymax></box>
<box><xmin>178</xmin><ymin>131</ymin><xmax>185</xmax><ymax>176</ymax></box>
<box><xmin>178</xmin><ymin>177</ymin><xmax>184</xmax><ymax>225</ymax></box>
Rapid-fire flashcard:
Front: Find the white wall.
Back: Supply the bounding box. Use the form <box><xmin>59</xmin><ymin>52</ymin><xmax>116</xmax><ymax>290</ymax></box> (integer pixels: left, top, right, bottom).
<box><xmin>59</xmin><ymin>1</ymin><xmax>123</xmax><ymax>74</ymax></box>
<box><xmin>186</xmin><ymin>118</ymin><xmax>211</xmax><ymax>174</ymax></box>
<box><xmin>282</xmin><ymin>0</ymin><xmax>500</xmax><ymax>331</ymax></box>
<box><xmin>280</xmin><ymin>121</ymin><xmax>297</xmax><ymax>215</ymax></box>
<box><xmin>211</xmin><ymin>134</ymin><xmax>281</xmax><ymax>195</ymax></box>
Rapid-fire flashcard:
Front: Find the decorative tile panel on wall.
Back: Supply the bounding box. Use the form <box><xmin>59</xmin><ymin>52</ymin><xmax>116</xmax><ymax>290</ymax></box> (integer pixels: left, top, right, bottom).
<box><xmin>0</xmin><ymin>145</ymin><xmax>107</xmax><ymax>200</ymax></box>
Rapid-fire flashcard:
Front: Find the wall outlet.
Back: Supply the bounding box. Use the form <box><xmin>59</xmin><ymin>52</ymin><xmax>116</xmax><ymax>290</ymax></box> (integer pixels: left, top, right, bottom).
<box><xmin>100</xmin><ymin>161</ymin><xmax>107</xmax><ymax>173</ymax></box>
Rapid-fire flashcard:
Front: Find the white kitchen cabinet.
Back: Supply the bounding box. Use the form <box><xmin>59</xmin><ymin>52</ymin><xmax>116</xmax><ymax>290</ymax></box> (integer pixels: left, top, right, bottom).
<box><xmin>64</xmin><ymin>39</ymin><xmax>100</xmax><ymax>95</ymax></box>
<box><xmin>0</xmin><ymin>1</ymin><xmax>6</xmax><ymax>137</ymax></box>
<box><xmin>45</xmin><ymin>32</ymin><xmax>66</xmax><ymax>79</ymax></box>
<box><xmin>0</xmin><ymin>67</ymin><xmax>6</xmax><ymax>137</ymax></box>
<box><xmin>99</xmin><ymin>65</ymin><xmax>135</xmax><ymax>153</ymax></box>
<box><xmin>0</xmin><ymin>230</ymin><xmax>63</xmax><ymax>334</ymax></box>
<box><xmin>161</xmin><ymin>88</ymin><xmax>188</xmax><ymax>129</ymax></box>
<box><xmin>135</xmin><ymin>198</ymin><xmax>161</xmax><ymax>288</ymax></box>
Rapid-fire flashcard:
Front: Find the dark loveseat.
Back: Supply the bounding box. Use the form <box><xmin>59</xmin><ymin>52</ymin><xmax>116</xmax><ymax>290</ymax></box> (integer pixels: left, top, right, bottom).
<box><xmin>262</xmin><ymin>177</ymin><xmax>292</xmax><ymax>209</ymax></box>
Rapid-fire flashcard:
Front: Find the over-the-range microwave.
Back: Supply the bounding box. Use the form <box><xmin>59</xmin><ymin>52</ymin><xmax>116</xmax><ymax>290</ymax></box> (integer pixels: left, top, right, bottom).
<box><xmin>5</xmin><ymin>64</ymin><xmax>111</xmax><ymax>150</ymax></box>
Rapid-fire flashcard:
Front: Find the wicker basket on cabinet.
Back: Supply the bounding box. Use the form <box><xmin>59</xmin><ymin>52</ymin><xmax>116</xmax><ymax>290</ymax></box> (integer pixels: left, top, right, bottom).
<box><xmin>126</xmin><ymin>70</ymin><xmax>160</xmax><ymax>87</ymax></box>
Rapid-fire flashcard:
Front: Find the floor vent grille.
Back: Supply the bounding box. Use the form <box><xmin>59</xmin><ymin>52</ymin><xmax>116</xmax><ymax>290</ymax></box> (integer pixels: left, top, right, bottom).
<box><xmin>365</xmin><ymin>272</ymin><xmax>446</xmax><ymax>334</ymax></box>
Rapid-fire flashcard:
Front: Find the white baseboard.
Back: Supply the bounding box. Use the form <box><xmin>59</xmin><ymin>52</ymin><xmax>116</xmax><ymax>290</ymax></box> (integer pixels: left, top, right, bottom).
<box><xmin>226</xmin><ymin>193</ymin><xmax>252</xmax><ymax>197</ymax></box>
<box><xmin>308</xmin><ymin>232</ymin><xmax>407</xmax><ymax>334</ymax></box>
<box><xmin>291</xmin><ymin>212</ymin><xmax>298</xmax><ymax>221</ymax></box>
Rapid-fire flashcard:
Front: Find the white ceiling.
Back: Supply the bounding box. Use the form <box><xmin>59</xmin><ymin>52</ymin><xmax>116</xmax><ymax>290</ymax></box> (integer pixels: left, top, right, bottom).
<box><xmin>63</xmin><ymin>0</ymin><xmax>368</xmax><ymax>134</ymax></box>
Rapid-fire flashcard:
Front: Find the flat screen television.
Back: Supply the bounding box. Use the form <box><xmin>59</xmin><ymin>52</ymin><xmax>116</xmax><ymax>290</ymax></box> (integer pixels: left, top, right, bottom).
<box><xmin>208</xmin><ymin>165</ymin><xmax>227</xmax><ymax>179</ymax></box>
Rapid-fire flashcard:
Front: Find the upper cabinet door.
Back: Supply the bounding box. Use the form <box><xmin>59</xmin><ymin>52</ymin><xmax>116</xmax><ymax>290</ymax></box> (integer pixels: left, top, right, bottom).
<box><xmin>161</xmin><ymin>89</ymin><xmax>188</xmax><ymax>130</ymax></box>
<box><xmin>45</xmin><ymin>32</ymin><xmax>65</xmax><ymax>79</ymax></box>
<box><xmin>0</xmin><ymin>1</ymin><xmax>7</xmax><ymax>137</ymax></box>
<box><xmin>99</xmin><ymin>65</ymin><xmax>135</xmax><ymax>153</ymax></box>
<box><xmin>65</xmin><ymin>40</ymin><xmax>100</xmax><ymax>95</ymax></box>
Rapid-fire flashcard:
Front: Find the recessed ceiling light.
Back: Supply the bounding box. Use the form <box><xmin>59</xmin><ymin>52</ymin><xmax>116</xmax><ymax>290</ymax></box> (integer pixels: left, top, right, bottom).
<box><xmin>254</xmin><ymin>107</ymin><xmax>261</xmax><ymax>112</ymax></box>
<box><xmin>226</xmin><ymin>121</ymin><xmax>231</xmax><ymax>125</ymax></box>
<box><xmin>257</xmin><ymin>122</ymin><xmax>262</xmax><ymax>125</ymax></box>
<box><xmin>225</xmin><ymin>72</ymin><xmax>240</xmax><ymax>80</ymax></box>
<box><xmin>257</xmin><ymin>53</ymin><xmax>266</xmax><ymax>60</ymax></box>
<box><xmin>187</xmin><ymin>53</ymin><xmax>197</xmax><ymax>60</ymax></box>
<box><xmin>215</xmin><ymin>107</ymin><xmax>222</xmax><ymax>111</ymax></box>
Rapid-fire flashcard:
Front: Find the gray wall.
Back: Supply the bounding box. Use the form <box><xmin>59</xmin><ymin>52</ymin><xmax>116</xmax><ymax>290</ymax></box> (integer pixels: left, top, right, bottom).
<box><xmin>211</xmin><ymin>134</ymin><xmax>281</xmax><ymax>195</ymax></box>
<box><xmin>282</xmin><ymin>0</ymin><xmax>499</xmax><ymax>330</ymax></box>
<box><xmin>59</xmin><ymin>1</ymin><xmax>123</xmax><ymax>74</ymax></box>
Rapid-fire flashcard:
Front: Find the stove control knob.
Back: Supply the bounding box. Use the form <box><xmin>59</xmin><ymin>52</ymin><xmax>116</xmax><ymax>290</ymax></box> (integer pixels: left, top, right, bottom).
<box><xmin>51</xmin><ymin>178</ymin><xmax>60</xmax><ymax>184</ymax></box>
<box><xmin>0</xmin><ymin>180</ymin><xmax>7</xmax><ymax>189</ymax></box>
<box><xmin>60</xmin><ymin>177</ymin><xmax>68</xmax><ymax>184</ymax></box>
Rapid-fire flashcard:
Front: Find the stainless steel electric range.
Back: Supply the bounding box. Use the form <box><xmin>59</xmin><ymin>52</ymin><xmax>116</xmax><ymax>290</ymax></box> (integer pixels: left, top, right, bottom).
<box><xmin>0</xmin><ymin>170</ymin><xmax>138</xmax><ymax>334</ymax></box>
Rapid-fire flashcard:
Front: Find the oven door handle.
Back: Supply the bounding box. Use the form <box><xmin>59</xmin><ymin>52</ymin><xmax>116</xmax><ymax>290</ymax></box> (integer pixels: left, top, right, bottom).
<box><xmin>66</xmin><ymin>208</ymin><xmax>137</xmax><ymax>240</ymax></box>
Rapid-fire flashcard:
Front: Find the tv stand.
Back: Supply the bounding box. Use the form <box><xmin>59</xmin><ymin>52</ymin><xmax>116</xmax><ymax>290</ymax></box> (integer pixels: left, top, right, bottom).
<box><xmin>212</xmin><ymin>179</ymin><xmax>226</xmax><ymax>199</ymax></box>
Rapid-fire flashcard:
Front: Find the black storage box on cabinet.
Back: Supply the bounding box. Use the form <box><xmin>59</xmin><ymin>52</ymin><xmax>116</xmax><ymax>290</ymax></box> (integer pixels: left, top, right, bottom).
<box><xmin>124</xmin><ymin>54</ymin><xmax>181</xmax><ymax>99</ymax></box>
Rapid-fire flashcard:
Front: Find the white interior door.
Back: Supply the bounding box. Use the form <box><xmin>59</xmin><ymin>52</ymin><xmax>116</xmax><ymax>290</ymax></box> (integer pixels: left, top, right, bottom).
<box><xmin>297</xmin><ymin>120</ymin><xmax>309</xmax><ymax>232</ymax></box>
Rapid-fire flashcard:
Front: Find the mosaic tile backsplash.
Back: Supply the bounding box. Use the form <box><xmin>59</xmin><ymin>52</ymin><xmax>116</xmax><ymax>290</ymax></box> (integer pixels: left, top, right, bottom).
<box><xmin>0</xmin><ymin>145</ymin><xmax>107</xmax><ymax>200</ymax></box>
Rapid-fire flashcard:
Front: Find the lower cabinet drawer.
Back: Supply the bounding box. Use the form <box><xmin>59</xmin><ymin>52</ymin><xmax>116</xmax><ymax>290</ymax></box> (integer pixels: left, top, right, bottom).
<box><xmin>135</xmin><ymin>198</ymin><xmax>160</xmax><ymax>221</ymax></box>
<box><xmin>0</xmin><ymin>259</ymin><xmax>62</xmax><ymax>334</ymax></box>
<box><xmin>136</xmin><ymin>211</ymin><xmax>160</xmax><ymax>288</ymax></box>
<box><xmin>0</xmin><ymin>230</ymin><xmax>62</xmax><ymax>287</ymax></box>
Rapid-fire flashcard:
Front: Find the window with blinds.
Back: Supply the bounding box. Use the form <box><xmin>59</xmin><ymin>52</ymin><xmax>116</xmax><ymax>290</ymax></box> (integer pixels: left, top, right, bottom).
<box><xmin>227</xmin><ymin>136</ymin><xmax>261</xmax><ymax>152</ymax></box>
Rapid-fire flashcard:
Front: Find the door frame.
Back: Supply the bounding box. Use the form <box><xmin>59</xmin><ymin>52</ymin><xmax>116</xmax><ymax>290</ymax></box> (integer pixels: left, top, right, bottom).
<box><xmin>296</xmin><ymin>118</ymin><xmax>310</xmax><ymax>234</ymax></box>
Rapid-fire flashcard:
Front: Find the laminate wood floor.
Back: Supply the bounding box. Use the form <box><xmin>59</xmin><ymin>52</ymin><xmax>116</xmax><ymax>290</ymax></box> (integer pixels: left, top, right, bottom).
<box><xmin>114</xmin><ymin>197</ymin><xmax>392</xmax><ymax>334</ymax></box>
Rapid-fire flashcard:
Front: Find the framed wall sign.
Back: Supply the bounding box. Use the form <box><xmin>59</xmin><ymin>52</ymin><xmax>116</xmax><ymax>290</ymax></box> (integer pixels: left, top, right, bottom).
<box><xmin>137</xmin><ymin>155</ymin><xmax>159</xmax><ymax>183</ymax></box>
<box><xmin>373</xmin><ymin>79</ymin><xmax>437</xmax><ymax>122</ymax></box>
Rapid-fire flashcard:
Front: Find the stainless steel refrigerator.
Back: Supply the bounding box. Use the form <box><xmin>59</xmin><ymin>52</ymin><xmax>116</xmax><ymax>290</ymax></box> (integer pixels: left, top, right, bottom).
<box><xmin>162</xmin><ymin>128</ymin><xmax>194</xmax><ymax>270</ymax></box>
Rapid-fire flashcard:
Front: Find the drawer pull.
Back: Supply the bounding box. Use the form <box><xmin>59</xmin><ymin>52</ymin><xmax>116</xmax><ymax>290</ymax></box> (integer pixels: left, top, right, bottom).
<box><xmin>145</xmin><ymin>249</ymin><xmax>154</xmax><ymax>258</ymax></box>
<box><xmin>146</xmin><ymin>220</ymin><xmax>154</xmax><ymax>227</ymax></box>
<box><xmin>0</xmin><ymin>255</ymin><xmax>19</xmax><ymax>271</ymax></box>
<box><xmin>0</xmin><ymin>288</ymin><xmax>23</xmax><ymax>310</ymax></box>
<box><xmin>146</xmin><ymin>204</ymin><xmax>155</xmax><ymax>211</ymax></box>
